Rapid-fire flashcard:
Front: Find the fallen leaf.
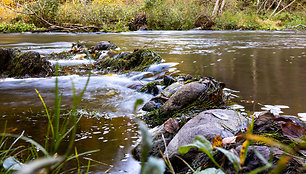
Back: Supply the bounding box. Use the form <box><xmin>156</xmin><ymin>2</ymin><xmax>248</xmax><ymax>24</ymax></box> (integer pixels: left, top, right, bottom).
<box><xmin>280</xmin><ymin>122</ymin><xmax>305</xmax><ymax>139</ymax></box>
<box><xmin>163</xmin><ymin>118</ymin><xmax>179</xmax><ymax>133</ymax></box>
<box><xmin>212</xmin><ymin>135</ymin><xmax>223</xmax><ymax>149</ymax></box>
<box><xmin>254</xmin><ymin>111</ymin><xmax>275</xmax><ymax>127</ymax></box>
<box><xmin>222</xmin><ymin>136</ymin><xmax>237</xmax><ymax>145</ymax></box>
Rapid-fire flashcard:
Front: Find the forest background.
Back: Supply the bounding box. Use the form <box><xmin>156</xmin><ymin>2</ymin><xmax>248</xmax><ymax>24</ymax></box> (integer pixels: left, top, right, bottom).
<box><xmin>0</xmin><ymin>0</ymin><xmax>305</xmax><ymax>32</ymax></box>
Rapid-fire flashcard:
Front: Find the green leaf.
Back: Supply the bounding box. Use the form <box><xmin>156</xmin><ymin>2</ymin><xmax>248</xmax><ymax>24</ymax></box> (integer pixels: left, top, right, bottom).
<box><xmin>134</xmin><ymin>99</ymin><xmax>144</xmax><ymax>113</ymax></box>
<box><xmin>215</xmin><ymin>147</ymin><xmax>240</xmax><ymax>172</ymax></box>
<box><xmin>179</xmin><ymin>135</ymin><xmax>212</xmax><ymax>156</ymax></box>
<box><xmin>141</xmin><ymin>157</ymin><xmax>165</xmax><ymax>174</ymax></box>
<box><xmin>137</xmin><ymin>120</ymin><xmax>153</xmax><ymax>173</ymax></box>
<box><xmin>195</xmin><ymin>168</ymin><xmax>225</xmax><ymax>174</ymax></box>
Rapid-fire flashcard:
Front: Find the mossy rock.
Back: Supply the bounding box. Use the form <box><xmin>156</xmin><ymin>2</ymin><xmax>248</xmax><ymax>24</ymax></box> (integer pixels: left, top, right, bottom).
<box><xmin>143</xmin><ymin>77</ymin><xmax>226</xmax><ymax>126</ymax></box>
<box><xmin>94</xmin><ymin>48</ymin><xmax>162</xmax><ymax>73</ymax></box>
<box><xmin>0</xmin><ymin>48</ymin><xmax>15</xmax><ymax>73</ymax></box>
<box><xmin>7</xmin><ymin>51</ymin><xmax>53</xmax><ymax>77</ymax></box>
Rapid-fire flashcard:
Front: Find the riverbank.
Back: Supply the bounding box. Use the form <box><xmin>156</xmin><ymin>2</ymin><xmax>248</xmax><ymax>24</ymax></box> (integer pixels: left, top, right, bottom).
<box><xmin>0</xmin><ymin>0</ymin><xmax>305</xmax><ymax>33</ymax></box>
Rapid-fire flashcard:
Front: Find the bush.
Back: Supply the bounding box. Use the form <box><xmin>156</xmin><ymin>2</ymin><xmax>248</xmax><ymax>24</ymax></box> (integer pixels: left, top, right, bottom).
<box><xmin>0</xmin><ymin>22</ymin><xmax>44</xmax><ymax>33</ymax></box>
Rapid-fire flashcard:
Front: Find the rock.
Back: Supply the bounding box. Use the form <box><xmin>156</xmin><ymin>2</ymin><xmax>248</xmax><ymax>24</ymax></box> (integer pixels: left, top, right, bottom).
<box><xmin>194</xmin><ymin>15</ymin><xmax>215</xmax><ymax>30</ymax></box>
<box><xmin>93</xmin><ymin>41</ymin><xmax>118</xmax><ymax>51</ymax></box>
<box><xmin>166</xmin><ymin>109</ymin><xmax>248</xmax><ymax>159</ymax></box>
<box><xmin>0</xmin><ymin>49</ymin><xmax>53</xmax><ymax>78</ymax></box>
<box><xmin>161</xmin><ymin>82</ymin><xmax>206</xmax><ymax>113</ymax></box>
<box><xmin>0</xmin><ymin>48</ymin><xmax>15</xmax><ymax>73</ymax></box>
<box><xmin>142</xmin><ymin>100</ymin><xmax>159</xmax><ymax>111</ymax></box>
<box><xmin>160</xmin><ymin>82</ymin><xmax>184</xmax><ymax>98</ymax></box>
<box><xmin>132</xmin><ymin>122</ymin><xmax>176</xmax><ymax>161</ymax></box>
<box><xmin>94</xmin><ymin>49</ymin><xmax>162</xmax><ymax>73</ymax></box>
<box><xmin>7</xmin><ymin>51</ymin><xmax>53</xmax><ymax>77</ymax></box>
<box><xmin>163</xmin><ymin>75</ymin><xmax>176</xmax><ymax>87</ymax></box>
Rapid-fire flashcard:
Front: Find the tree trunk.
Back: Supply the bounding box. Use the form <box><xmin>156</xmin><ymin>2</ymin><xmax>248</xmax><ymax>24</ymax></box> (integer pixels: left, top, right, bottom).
<box><xmin>212</xmin><ymin>0</ymin><xmax>220</xmax><ymax>17</ymax></box>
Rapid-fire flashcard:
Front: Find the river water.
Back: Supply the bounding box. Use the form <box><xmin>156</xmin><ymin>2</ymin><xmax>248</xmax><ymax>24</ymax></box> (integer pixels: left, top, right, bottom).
<box><xmin>0</xmin><ymin>31</ymin><xmax>305</xmax><ymax>173</ymax></box>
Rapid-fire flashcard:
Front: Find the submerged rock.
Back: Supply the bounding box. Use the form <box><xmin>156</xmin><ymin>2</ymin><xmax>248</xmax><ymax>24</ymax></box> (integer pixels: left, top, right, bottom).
<box><xmin>93</xmin><ymin>41</ymin><xmax>118</xmax><ymax>51</ymax></box>
<box><xmin>166</xmin><ymin>109</ymin><xmax>247</xmax><ymax>159</ymax></box>
<box><xmin>0</xmin><ymin>48</ymin><xmax>53</xmax><ymax>78</ymax></box>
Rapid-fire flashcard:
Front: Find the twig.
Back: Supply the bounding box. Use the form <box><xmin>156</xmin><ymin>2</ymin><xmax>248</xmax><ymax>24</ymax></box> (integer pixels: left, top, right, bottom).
<box><xmin>0</xmin><ymin>2</ymin><xmax>34</xmax><ymax>15</ymax></box>
<box><xmin>161</xmin><ymin>133</ymin><xmax>175</xmax><ymax>174</ymax></box>
<box><xmin>274</xmin><ymin>0</ymin><xmax>297</xmax><ymax>16</ymax></box>
<box><xmin>270</xmin><ymin>0</ymin><xmax>282</xmax><ymax>17</ymax></box>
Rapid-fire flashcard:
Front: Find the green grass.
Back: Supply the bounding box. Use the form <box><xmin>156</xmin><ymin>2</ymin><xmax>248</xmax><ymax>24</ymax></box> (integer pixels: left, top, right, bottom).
<box><xmin>0</xmin><ymin>22</ymin><xmax>44</xmax><ymax>33</ymax></box>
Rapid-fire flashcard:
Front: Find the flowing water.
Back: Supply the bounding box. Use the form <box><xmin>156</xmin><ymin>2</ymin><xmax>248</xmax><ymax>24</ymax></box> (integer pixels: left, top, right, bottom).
<box><xmin>0</xmin><ymin>31</ymin><xmax>305</xmax><ymax>173</ymax></box>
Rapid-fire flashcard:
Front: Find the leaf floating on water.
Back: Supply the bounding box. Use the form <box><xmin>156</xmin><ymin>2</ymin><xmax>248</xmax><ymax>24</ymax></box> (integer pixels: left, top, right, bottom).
<box><xmin>280</xmin><ymin>122</ymin><xmax>305</xmax><ymax>139</ymax></box>
<box><xmin>212</xmin><ymin>135</ymin><xmax>223</xmax><ymax>149</ymax></box>
<box><xmin>164</xmin><ymin>118</ymin><xmax>179</xmax><ymax>133</ymax></box>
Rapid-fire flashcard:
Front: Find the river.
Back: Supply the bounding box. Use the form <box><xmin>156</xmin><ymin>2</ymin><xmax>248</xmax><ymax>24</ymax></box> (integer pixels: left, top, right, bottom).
<box><xmin>0</xmin><ymin>30</ymin><xmax>305</xmax><ymax>173</ymax></box>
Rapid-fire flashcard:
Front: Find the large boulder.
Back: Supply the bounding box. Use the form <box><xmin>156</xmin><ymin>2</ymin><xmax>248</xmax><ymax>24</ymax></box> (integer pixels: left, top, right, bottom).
<box><xmin>161</xmin><ymin>82</ymin><xmax>206</xmax><ymax>113</ymax></box>
<box><xmin>93</xmin><ymin>41</ymin><xmax>118</xmax><ymax>51</ymax></box>
<box><xmin>166</xmin><ymin>109</ymin><xmax>248</xmax><ymax>159</ymax></box>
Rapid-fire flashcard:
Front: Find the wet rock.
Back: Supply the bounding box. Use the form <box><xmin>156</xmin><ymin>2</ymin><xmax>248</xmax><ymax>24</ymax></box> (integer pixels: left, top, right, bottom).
<box><xmin>166</xmin><ymin>109</ymin><xmax>248</xmax><ymax>159</ymax></box>
<box><xmin>7</xmin><ymin>51</ymin><xmax>53</xmax><ymax>77</ymax></box>
<box><xmin>194</xmin><ymin>15</ymin><xmax>215</xmax><ymax>30</ymax></box>
<box><xmin>161</xmin><ymin>82</ymin><xmax>206</xmax><ymax>113</ymax></box>
<box><xmin>94</xmin><ymin>49</ymin><xmax>162</xmax><ymax>73</ymax></box>
<box><xmin>163</xmin><ymin>75</ymin><xmax>176</xmax><ymax>87</ymax></box>
<box><xmin>138</xmin><ymin>81</ymin><xmax>161</xmax><ymax>95</ymax></box>
<box><xmin>1</xmin><ymin>49</ymin><xmax>53</xmax><ymax>78</ymax></box>
<box><xmin>132</xmin><ymin>119</ymin><xmax>178</xmax><ymax>161</ymax></box>
<box><xmin>160</xmin><ymin>82</ymin><xmax>184</xmax><ymax>98</ymax></box>
<box><xmin>142</xmin><ymin>100</ymin><xmax>163</xmax><ymax>112</ymax></box>
<box><xmin>0</xmin><ymin>48</ymin><xmax>15</xmax><ymax>73</ymax></box>
<box><xmin>93</xmin><ymin>41</ymin><xmax>118</xmax><ymax>51</ymax></box>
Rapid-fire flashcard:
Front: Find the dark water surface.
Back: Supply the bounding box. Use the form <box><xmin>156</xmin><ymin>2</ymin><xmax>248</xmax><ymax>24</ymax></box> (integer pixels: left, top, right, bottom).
<box><xmin>0</xmin><ymin>31</ymin><xmax>305</xmax><ymax>173</ymax></box>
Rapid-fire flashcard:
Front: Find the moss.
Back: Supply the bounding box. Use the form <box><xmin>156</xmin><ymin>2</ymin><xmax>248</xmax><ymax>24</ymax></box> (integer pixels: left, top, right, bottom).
<box><xmin>6</xmin><ymin>51</ymin><xmax>53</xmax><ymax>77</ymax></box>
<box><xmin>95</xmin><ymin>48</ymin><xmax>162</xmax><ymax>73</ymax></box>
<box><xmin>143</xmin><ymin>78</ymin><xmax>226</xmax><ymax>126</ymax></box>
<box><xmin>138</xmin><ymin>81</ymin><xmax>162</xmax><ymax>94</ymax></box>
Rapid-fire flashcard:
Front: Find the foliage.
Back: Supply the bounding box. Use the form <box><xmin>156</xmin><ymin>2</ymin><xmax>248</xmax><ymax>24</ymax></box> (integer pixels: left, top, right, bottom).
<box><xmin>137</xmin><ymin>120</ymin><xmax>165</xmax><ymax>174</ymax></box>
<box><xmin>0</xmin><ymin>22</ymin><xmax>44</xmax><ymax>32</ymax></box>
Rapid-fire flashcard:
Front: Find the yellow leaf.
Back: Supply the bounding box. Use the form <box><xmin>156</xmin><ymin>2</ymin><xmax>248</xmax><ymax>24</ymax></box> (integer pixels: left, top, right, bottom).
<box><xmin>212</xmin><ymin>135</ymin><xmax>223</xmax><ymax>149</ymax></box>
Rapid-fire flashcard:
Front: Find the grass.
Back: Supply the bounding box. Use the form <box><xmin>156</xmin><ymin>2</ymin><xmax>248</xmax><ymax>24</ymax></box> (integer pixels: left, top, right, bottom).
<box><xmin>0</xmin><ymin>63</ymin><xmax>93</xmax><ymax>173</ymax></box>
<box><xmin>0</xmin><ymin>22</ymin><xmax>44</xmax><ymax>32</ymax></box>
<box><xmin>0</xmin><ymin>0</ymin><xmax>305</xmax><ymax>32</ymax></box>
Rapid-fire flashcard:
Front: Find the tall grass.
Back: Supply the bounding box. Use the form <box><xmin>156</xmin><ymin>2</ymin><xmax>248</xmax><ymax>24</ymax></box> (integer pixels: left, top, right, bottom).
<box><xmin>0</xmin><ymin>63</ymin><xmax>93</xmax><ymax>173</ymax></box>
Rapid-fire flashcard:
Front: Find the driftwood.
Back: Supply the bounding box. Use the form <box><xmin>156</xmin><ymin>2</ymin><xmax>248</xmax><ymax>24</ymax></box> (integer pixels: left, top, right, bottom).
<box><xmin>287</xmin><ymin>24</ymin><xmax>306</xmax><ymax>29</ymax></box>
<box><xmin>32</xmin><ymin>24</ymin><xmax>100</xmax><ymax>33</ymax></box>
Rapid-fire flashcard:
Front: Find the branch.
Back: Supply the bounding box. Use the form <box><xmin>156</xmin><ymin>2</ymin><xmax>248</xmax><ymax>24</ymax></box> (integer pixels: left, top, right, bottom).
<box><xmin>270</xmin><ymin>0</ymin><xmax>282</xmax><ymax>17</ymax></box>
<box><xmin>0</xmin><ymin>2</ymin><xmax>34</xmax><ymax>15</ymax></box>
<box><xmin>274</xmin><ymin>0</ymin><xmax>297</xmax><ymax>16</ymax></box>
